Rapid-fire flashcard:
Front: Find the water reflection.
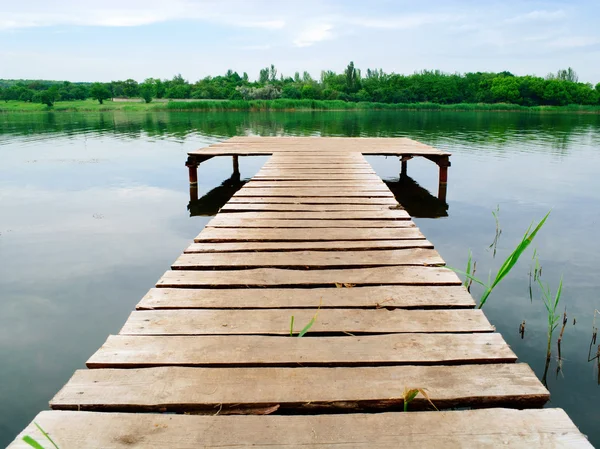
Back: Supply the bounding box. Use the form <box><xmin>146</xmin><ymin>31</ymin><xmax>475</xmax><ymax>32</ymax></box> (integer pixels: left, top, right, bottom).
<box><xmin>385</xmin><ymin>175</ymin><xmax>449</xmax><ymax>218</ymax></box>
<box><xmin>188</xmin><ymin>173</ymin><xmax>246</xmax><ymax>216</ymax></box>
<box><xmin>1</xmin><ymin>110</ymin><xmax>600</xmax><ymax>447</ymax></box>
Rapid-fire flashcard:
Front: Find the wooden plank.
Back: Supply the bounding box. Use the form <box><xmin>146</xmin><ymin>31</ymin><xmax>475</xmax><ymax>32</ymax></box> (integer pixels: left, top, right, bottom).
<box><xmin>253</xmin><ymin>174</ymin><xmax>382</xmax><ymax>180</ymax></box>
<box><xmin>209</xmin><ymin>211</ymin><xmax>411</xmax><ymax>220</ymax></box>
<box><xmin>206</xmin><ymin>218</ymin><xmax>415</xmax><ymax>228</ymax></box>
<box><xmin>9</xmin><ymin>409</ymin><xmax>592</xmax><ymax>448</ymax></box>
<box><xmin>234</xmin><ymin>189</ymin><xmax>394</xmax><ymax>197</ymax></box>
<box><xmin>120</xmin><ymin>309</ymin><xmax>491</xmax><ymax>335</ymax></box>
<box><xmin>245</xmin><ymin>181</ymin><xmax>389</xmax><ymax>189</ymax></box>
<box><xmin>49</xmin><ymin>364</ymin><xmax>548</xmax><ymax>412</ymax></box>
<box><xmin>157</xmin><ymin>266</ymin><xmax>460</xmax><ymax>288</ymax></box>
<box><xmin>184</xmin><ymin>240</ymin><xmax>430</xmax><ymax>253</ymax></box>
<box><xmin>220</xmin><ymin>203</ymin><xmax>403</xmax><ymax>212</ymax></box>
<box><xmin>87</xmin><ymin>333</ymin><xmax>516</xmax><ymax>368</ymax></box>
<box><xmin>194</xmin><ymin>227</ymin><xmax>423</xmax><ymax>242</ymax></box>
<box><xmin>227</xmin><ymin>196</ymin><xmax>399</xmax><ymax>204</ymax></box>
<box><xmin>172</xmin><ymin>248</ymin><xmax>444</xmax><ymax>269</ymax></box>
<box><xmin>137</xmin><ymin>285</ymin><xmax>475</xmax><ymax>309</ymax></box>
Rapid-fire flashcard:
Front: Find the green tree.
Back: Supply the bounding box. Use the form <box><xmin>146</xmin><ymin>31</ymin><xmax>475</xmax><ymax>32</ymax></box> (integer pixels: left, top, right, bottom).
<box><xmin>139</xmin><ymin>81</ymin><xmax>155</xmax><ymax>103</ymax></box>
<box><xmin>344</xmin><ymin>61</ymin><xmax>360</xmax><ymax>93</ymax></box>
<box><xmin>259</xmin><ymin>67</ymin><xmax>269</xmax><ymax>84</ymax></box>
<box><xmin>90</xmin><ymin>83</ymin><xmax>111</xmax><ymax>104</ymax></box>
<box><xmin>39</xmin><ymin>87</ymin><xmax>59</xmax><ymax>107</ymax></box>
<box><xmin>122</xmin><ymin>79</ymin><xmax>139</xmax><ymax>97</ymax></box>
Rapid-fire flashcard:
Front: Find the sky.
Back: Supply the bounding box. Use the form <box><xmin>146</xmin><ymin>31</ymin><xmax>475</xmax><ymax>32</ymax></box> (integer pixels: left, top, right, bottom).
<box><xmin>1</xmin><ymin>0</ymin><xmax>599</xmax><ymax>83</ymax></box>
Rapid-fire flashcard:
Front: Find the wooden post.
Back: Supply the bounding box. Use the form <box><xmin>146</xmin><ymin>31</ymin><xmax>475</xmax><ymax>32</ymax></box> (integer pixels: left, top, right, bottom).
<box><xmin>400</xmin><ymin>159</ymin><xmax>408</xmax><ymax>178</ymax></box>
<box><xmin>437</xmin><ymin>156</ymin><xmax>450</xmax><ymax>203</ymax></box>
<box><xmin>186</xmin><ymin>157</ymin><xmax>198</xmax><ymax>186</ymax></box>
<box><xmin>189</xmin><ymin>185</ymin><xmax>198</xmax><ymax>202</ymax></box>
<box><xmin>233</xmin><ymin>155</ymin><xmax>239</xmax><ymax>174</ymax></box>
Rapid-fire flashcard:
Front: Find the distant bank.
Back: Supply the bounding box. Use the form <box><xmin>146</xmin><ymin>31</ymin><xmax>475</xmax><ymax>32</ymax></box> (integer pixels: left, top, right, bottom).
<box><xmin>2</xmin><ymin>99</ymin><xmax>600</xmax><ymax>114</ymax></box>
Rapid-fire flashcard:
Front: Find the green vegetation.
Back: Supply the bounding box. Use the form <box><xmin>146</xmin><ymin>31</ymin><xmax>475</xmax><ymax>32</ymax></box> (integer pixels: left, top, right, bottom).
<box><xmin>23</xmin><ymin>422</ymin><xmax>59</xmax><ymax>449</ymax></box>
<box><xmin>2</xmin><ymin>63</ymin><xmax>600</xmax><ymax>110</ymax></box>
<box><xmin>455</xmin><ymin>211</ymin><xmax>550</xmax><ymax>308</ymax></box>
<box><xmin>3</xmin><ymin>99</ymin><xmax>600</xmax><ymax>114</ymax></box>
<box><xmin>289</xmin><ymin>304</ymin><xmax>320</xmax><ymax>337</ymax></box>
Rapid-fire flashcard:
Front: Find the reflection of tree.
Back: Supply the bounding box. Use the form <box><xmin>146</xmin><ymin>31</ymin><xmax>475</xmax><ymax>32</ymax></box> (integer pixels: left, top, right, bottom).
<box><xmin>385</xmin><ymin>176</ymin><xmax>448</xmax><ymax>219</ymax></box>
<box><xmin>1</xmin><ymin>111</ymin><xmax>596</xmax><ymax>160</ymax></box>
<box><xmin>188</xmin><ymin>174</ymin><xmax>246</xmax><ymax>217</ymax></box>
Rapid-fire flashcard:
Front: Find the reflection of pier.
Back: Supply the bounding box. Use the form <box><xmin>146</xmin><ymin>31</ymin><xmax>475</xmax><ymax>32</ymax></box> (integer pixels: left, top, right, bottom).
<box><xmin>188</xmin><ymin>155</ymin><xmax>244</xmax><ymax>216</ymax></box>
<box><xmin>385</xmin><ymin>174</ymin><xmax>448</xmax><ymax>219</ymax></box>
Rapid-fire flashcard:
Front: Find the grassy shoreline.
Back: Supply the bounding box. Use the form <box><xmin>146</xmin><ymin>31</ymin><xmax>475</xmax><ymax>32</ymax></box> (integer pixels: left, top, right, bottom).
<box><xmin>2</xmin><ymin>99</ymin><xmax>600</xmax><ymax>114</ymax></box>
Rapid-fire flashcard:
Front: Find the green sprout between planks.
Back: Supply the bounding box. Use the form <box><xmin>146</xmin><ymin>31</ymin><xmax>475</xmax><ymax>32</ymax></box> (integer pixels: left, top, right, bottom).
<box><xmin>454</xmin><ymin>210</ymin><xmax>550</xmax><ymax>308</ymax></box>
<box><xmin>23</xmin><ymin>422</ymin><xmax>59</xmax><ymax>449</ymax></box>
<box><xmin>402</xmin><ymin>387</ymin><xmax>438</xmax><ymax>412</ymax></box>
<box><xmin>290</xmin><ymin>301</ymin><xmax>322</xmax><ymax>337</ymax></box>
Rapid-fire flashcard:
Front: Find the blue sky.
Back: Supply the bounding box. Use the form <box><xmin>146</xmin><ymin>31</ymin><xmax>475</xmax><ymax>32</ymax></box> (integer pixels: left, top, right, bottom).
<box><xmin>1</xmin><ymin>0</ymin><xmax>599</xmax><ymax>83</ymax></box>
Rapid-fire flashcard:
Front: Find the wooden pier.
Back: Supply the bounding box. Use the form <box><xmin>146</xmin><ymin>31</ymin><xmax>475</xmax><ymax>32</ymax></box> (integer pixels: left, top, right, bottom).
<box><xmin>9</xmin><ymin>137</ymin><xmax>591</xmax><ymax>448</ymax></box>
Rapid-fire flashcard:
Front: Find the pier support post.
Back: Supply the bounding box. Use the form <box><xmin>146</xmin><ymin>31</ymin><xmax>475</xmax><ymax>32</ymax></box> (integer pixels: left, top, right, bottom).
<box><xmin>186</xmin><ymin>156</ymin><xmax>199</xmax><ymax>202</ymax></box>
<box><xmin>186</xmin><ymin>156</ymin><xmax>199</xmax><ymax>186</ymax></box>
<box><xmin>437</xmin><ymin>156</ymin><xmax>450</xmax><ymax>203</ymax></box>
<box><xmin>400</xmin><ymin>156</ymin><xmax>411</xmax><ymax>179</ymax></box>
<box><xmin>232</xmin><ymin>155</ymin><xmax>240</xmax><ymax>180</ymax></box>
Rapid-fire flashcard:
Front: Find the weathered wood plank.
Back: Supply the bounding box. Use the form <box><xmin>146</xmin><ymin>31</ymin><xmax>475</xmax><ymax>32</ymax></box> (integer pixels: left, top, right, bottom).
<box><xmin>137</xmin><ymin>285</ymin><xmax>475</xmax><ymax>309</ymax></box>
<box><xmin>194</xmin><ymin>227</ymin><xmax>423</xmax><ymax>242</ymax></box>
<box><xmin>157</xmin><ymin>266</ymin><xmax>459</xmax><ymax>287</ymax></box>
<box><xmin>257</xmin><ymin>168</ymin><xmax>376</xmax><ymax>173</ymax></box>
<box><xmin>210</xmin><ymin>210</ymin><xmax>411</xmax><ymax>220</ymax></box>
<box><xmin>172</xmin><ymin>248</ymin><xmax>443</xmax><ymax>269</ymax></box>
<box><xmin>50</xmin><ymin>364</ymin><xmax>548</xmax><ymax>412</ymax></box>
<box><xmin>253</xmin><ymin>174</ymin><xmax>383</xmax><ymax>180</ymax></box>
<box><xmin>220</xmin><ymin>203</ymin><xmax>403</xmax><ymax>212</ymax></box>
<box><xmin>245</xmin><ymin>181</ymin><xmax>389</xmax><ymax>189</ymax></box>
<box><xmin>227</xmin><ymin>196</ymin><xmax>399</xmax><ymax>204</ymax></box>
<box><xmin>87</xmin><ymin>333</ymin><xmax>516</xmax><ymax>368</ymax></box>
<box><xmin>8</xmin><ymin>409</ymin><xmax>591</xmax><ymax>449</ymax></box>
<box><xmin>234</xmin><ymin>189</ymin><xmax>394</xmax><ymax>197</ymax></box>
<box><xmin>120</xmin><ymin>309</ymin><xmax>491</xmax><ymax>335</ymax></box>
<box><xmin>206</xmin><ymin>218</ymin><xmax>415</xmax><ymax>228</ymax></box>
<box><xmin>184</xmin><ymin>240</ymin><xmax>431</xmax><ymax>253</ymax></box>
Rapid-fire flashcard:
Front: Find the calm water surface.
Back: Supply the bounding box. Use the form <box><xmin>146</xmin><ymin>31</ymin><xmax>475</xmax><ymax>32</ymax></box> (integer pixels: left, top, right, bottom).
<box><xmin>1</xmin><ymin>110</ymin><xmax>599</xmax><ymax>446</ymax></box>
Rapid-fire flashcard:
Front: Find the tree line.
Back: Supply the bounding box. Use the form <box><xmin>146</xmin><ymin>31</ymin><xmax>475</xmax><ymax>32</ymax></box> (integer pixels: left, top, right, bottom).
<box><xmin>1</xmin><ymin>63</ymin><xmax>599</xmax><ymax>107</ymax></box>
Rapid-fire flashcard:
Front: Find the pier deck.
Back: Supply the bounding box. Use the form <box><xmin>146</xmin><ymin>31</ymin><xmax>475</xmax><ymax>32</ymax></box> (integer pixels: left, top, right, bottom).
<box><xmin>9</xmin><ymin>138</ymin><xmax>591</xmax><ymax>448</ymax></box>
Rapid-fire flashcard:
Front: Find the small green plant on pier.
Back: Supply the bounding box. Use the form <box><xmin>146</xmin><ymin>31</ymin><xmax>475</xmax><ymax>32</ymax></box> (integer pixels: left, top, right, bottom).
<box><xmin>290</xmin><ymin>302</ymin><xmax>321</xmax><ymax>337</ymax></box>
<box><xmin>23</xmin><ymin>422</ymin><xmax>60</xmax><ymax>449</ymax></box>
<box><xmin>402</xmin><ymin>387</ymin><xmax>438</xmax><ymax>412</ymax></box>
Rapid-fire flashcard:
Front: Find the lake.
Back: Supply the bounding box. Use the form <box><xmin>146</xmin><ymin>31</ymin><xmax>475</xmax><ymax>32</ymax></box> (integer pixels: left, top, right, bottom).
<box><xmin>1</xmin><ymin>110</ymin><xmax>599</xmax><ymax>446</ymax></box>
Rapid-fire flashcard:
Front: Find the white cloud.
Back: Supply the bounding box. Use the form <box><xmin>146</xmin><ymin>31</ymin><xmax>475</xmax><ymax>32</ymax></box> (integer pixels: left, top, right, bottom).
<box><xmin>506</xmin><ymin>10</ymin><xmax>566</xmax><ymax>24</ymax></box>
<box><xmin>293</xmin><ymin>23</ymin><xmax>334</xmax><ymax>47</ymax></box>
<box><xmin>547</xmin><ymin>36</ymin><xmax>600</xmax><ymax>49</ymax></box>
<box><xmin>0</xmin><ymin>0</ymin><xmax>286</xmax><ymax>30</ymax></box>
<box><xmin>346</xmin><ymin>13</ymin><xmax>462</xmax><ymax>30</ymax></box>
